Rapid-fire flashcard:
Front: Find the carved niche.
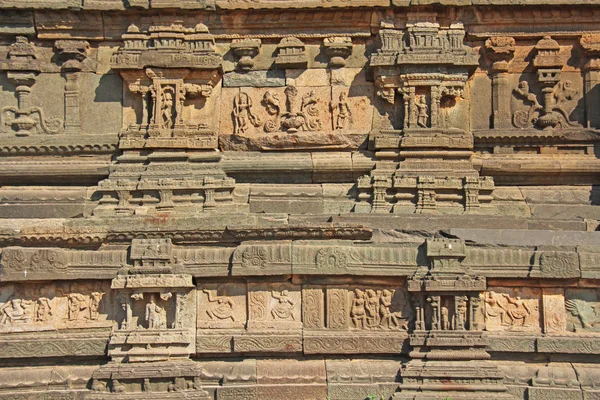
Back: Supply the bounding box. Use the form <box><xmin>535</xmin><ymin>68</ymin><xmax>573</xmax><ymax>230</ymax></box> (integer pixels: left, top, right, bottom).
<box><xmin>112</xmin><ymin>23</ymin><xmax>222</xmax><ymax>149</ymax></box>
<box><xmin>357</xmin><ymin>20</ymin><xmax>495</xmax><ymax>215</ymax></box>
<box><xmin>108</xmin><ymin>238</ymin><xmax>196</xmax><ymax>362</ymax></box>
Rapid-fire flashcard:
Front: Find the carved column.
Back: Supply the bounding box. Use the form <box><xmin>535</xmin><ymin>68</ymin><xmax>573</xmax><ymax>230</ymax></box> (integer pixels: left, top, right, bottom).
<box><xmin>485</xmin><ymin>36</ymin><xmax>516</xmax><ymax>129</ymax></box>
<box><xmin>580</xmin><ymin>34</ymin><xmax>600</xmax><ymax>128</ymax></box>
<box><xmin>55</xmin><ymin>40</ymin><xmax>89</xmax><ymax>135</ymax></box>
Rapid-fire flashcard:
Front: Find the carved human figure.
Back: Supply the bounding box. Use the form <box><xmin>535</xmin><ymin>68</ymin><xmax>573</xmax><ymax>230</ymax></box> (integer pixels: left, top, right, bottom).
<box><xmin>233</xmin><ymin>92</ymin><xmax>261</xmax><ymax>134</ymax></box>
<box><xmin>503</xmin><ymin>289</ymin><xmax>532</xmax><ymax>327</ymax></box>
<box><xmin>456</xmin><ymin>296</ymin><xmax>468</xmax><ymax>330</ymax></box>
<box><xmin>203</xmin><ymin>289</ymin><xmax>236</xmax><ymax>322</ymax></box>
<box><xmin>513</xmin><ymin>81</ymin><xmax>542</xmax><ymax>128</ymax></box>
<box><xmin>379</xmin><ymin>289</ymin><xmax>400</xmax><ymax>329</ymax></box>
<box><xmin>145</xmin><ymin>296</ymin><xmax>164</xmax><ymax>329</ymax></box>
<box><xmin>271</xmin><ymin>290</ymin><xmax>295</xmax><ymax>320</ymax></box>
<box><xmin>68</xmin><ymin>284</ymin><xmax>89</xmax><ymax>321</ymax></box>
<box><xmin>351</xmin><ymin>288</ymin><xmax>367</xmax><ymax>329</ymax></box>
<box><xmin>484</xmin><ymin>291</ymin><xmax>508</xmax><ymax>326</ymax></box>
<box><xmin>160</xmin><ymin>89</ymin><xmax>174</xmax><ymax>129</ymax></box>
<box><xmin>143</xmin><ymin>378</ymin><xmax>152</xmax><ymax>393</ymax></box>
<box><xmin>332</xmin><ymin>91</ymin><xmax>352</xmax><ymax>130</ymax></box>
<box><xmin>89</xmin><ymin>283</ymin><xmax>104</xmax><ymax>320</ymax></box>
<box><xmin>36</xmin><ymin>287</ymin><xmax>53</xmax><ymax>322</ymax></box>
<box><xmin>0</xmin><ymin>297</ymin><xmax>33</xmax><ymax>325</ymax></box>
<box><xmin>365</xmin><ymin>289</ymin><xmax>380</xmax><ymax>328</ymax></box>
<box><xmin>416</xmin><ymin>95</ymin><xmax>428</xmax><ymax>128</ymax></box>
<box><xmin>441</xmin><ymin>306</ymin><xmax>450</xmax><ymax>330</ymax></box>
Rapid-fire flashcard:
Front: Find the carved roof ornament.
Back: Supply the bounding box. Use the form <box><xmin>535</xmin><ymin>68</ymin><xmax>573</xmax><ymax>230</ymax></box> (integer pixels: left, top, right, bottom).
<box><xmin>111</xmin><ymin>23</ymin><xmax>221</xmax><ymax>70</ymax></box>
<box><xmin>2</xmin><ymin>36</ymin><xmax>40</xmax><ymax>75</ymax></box>
<box><xmin>274</xmin><ymin>37</ymin><xmax>307</xmax><ymax>69</ymax></box>
<box><xmin>580</xmin><ymin>34</ymin><xmax>600</xmax><ymax>71</ymax></box>
<box><xmin>323</xmin><ymin>37</ymin><xmax>353</xmax><ymax>68</ymax></box>
<box><xmin>54</xmin><ymin>40</ymin><xmax>89</xmax><ymax>72</ymax></box>
<box><xmin>533</xmin><ymin>35</ymin><xmax>562</xmax><ymax>70</ymax></box>
<box><xmin>230</xmin><ymin>38</ymin><xmax>261</xmax><ymax>71</ymax></box>
<box><xmin>484</xmin><ymin>36</ymin><xmax>516</xmax><ymax>72</ymax></box>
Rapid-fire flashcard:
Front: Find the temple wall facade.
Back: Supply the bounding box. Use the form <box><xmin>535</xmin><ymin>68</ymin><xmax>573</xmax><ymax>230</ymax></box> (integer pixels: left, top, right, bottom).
<box><xmin>0</xmin><ymin>1</ymin><xmax>599</xmax><ymax>399</ymax></box>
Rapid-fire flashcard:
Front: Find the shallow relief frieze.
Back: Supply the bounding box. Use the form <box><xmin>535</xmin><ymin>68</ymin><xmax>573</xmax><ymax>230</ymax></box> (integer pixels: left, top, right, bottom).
<box><xmin>0</xmin><ymin>280</ymin><xmax>113</xmax><ymax>333</ymax></box>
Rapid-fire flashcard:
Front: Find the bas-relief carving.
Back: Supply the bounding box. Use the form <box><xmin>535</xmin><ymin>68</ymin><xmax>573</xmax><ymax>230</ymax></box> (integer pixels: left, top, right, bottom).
<box><xmin>349</xmin><ymin>287</ymin><xmax>413</xmax><ymax>331</ymax></box>
<box><xmin>483</xmin><ymin>288</ymin><xmax>541</xmax><ymax>332</ymax></box>
<box><xmin>198</xmin><ymin>283</ymin><xmax>246</xmax><ymax>329</ymax></box>
<box><xmin>247</xmin><ymin>283</ymin><xmax>301</xmax><ymax>331</ymax></box>
<box><xmin>0</xmin><ymin>281</ymin><xmax>111</xmax><ymax>332</ymax></box>
<box><xmin>0</xmin><ymin>37</ymin><xmax>62</xmax><ymax>136</ymax></box>
<box><xmin>565</xmin><ymin>289</ymin><xmax>600</xmax><ymax>333</ymax></box>
<box><xmin>112</xmin><ymin>23</ymin><xmax>221</xmax><ymax>150</ymax></box>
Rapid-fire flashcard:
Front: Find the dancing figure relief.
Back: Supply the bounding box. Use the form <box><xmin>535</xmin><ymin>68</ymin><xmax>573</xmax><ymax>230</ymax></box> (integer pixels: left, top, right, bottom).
<box><xmin>203</xmin><ymin>289</ymin><xmax>236</xmax><ymax>322</ymax></box>
<box><xmin>484</xmin><ymin>290</ymin><xmax>538</xmax><ymax>331</ymax></box>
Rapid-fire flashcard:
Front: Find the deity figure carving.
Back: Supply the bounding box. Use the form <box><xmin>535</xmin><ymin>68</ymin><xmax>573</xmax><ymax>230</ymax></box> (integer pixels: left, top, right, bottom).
<box><xmin>351</xmin><ymin>288</ymin><xmax>367</xmax><ymax>329</ymax></box>
<box><xmin>160</xmin><ymin>88</ymin><xmax>175</xmax><ymax>129</ymax></box>
<box><xmin>262</xmin><ymin>86</ymin><xmax>322</xmax><ymax>133</ymax></box>
<box><xmin>0</xmin><ymin>297</ymin><xmax>34</xmax><ymax>325</ymax></box>
<box><xmin>203</xmin><ymin>289</ymin><xmax>236</xmax><ymax>322</ymax></box>
<box><xmin>415</xmin><ymin>95</ymin><xmax>429</xmax><ymax>128</ymax></box>
<box><xmin>233</xmin><ymin>92</ymin><xmax>261</xmax><ymax>134</ymax></box>
<box><xmin>331</xmin><ymin>91</ymin><xmax>353</xmax><ymax>130</ymax></box>
<box><xmin>379</xmin><ymin>289</ymin><xmax>411</xmax><ymax>330</ymax></box>
<box><xmin>271</xmin><ymin>290</ymin><xmax>295</xmax><ymax>320</ymax></box>
<box><xmin>145</xmin><ymin>296</ymin><xmax>164</xmax><ymax>329</ymax></box>
<box><xmin>441</xmin><ymin>306</ymin><xmax>450</xmax><ymax>330</ymax></box>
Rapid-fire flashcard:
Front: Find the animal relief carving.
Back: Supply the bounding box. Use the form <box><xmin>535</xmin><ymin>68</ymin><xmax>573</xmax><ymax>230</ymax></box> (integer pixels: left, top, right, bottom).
<box><xmin>565</xmin><ymin>289</ymin><xmax>600</xmax><ymax>332</ymax></box>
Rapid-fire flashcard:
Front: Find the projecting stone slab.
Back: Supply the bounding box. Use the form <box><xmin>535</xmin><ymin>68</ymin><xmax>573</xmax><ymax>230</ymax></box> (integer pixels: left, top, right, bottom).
<box><xmin>447</xmin><ymin>229</ymin><xmax>600</xmax><ymax>247</ymax></box>
<box><xmin>223</xmin><ymin>70</ymin><xmax>286</xmax><ymax>87</ymax></box>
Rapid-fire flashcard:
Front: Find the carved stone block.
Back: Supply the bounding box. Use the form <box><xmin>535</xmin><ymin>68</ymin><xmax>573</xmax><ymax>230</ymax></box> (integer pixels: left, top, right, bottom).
<box><xmin>246</xmin><ymin>282</ymin><xmax>301</xmax><ymax>331</ymax></box>
<box><xmin>197</xmin><ymin>282</ymin><xmax>246</xmax><ymax>329</ymax></box>
<box><xmin>565</xmin><ymin>289</ymin><xmax>600</xmax><ymax>333</ymax></box>
<box><xmin>483</xmin><ymin>287</ymin><xmax>541</xmax><ymax>333</ymax></box>
<box><xmin>231</xmin><ymin>241</ymin><xmax>292</xmax><ymax>275</ymax></box>
<box><xmin>542</xmin><ymin>288</ymin><xmax>567</xmax><ymax>334</ymax></box>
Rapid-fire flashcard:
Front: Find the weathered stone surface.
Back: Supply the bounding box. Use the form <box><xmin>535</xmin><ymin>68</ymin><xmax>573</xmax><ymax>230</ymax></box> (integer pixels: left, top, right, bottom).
<box><xmin>0</xmin><ymin>1</ymin><xmax>599</xmax><ymax>399</ymax></box>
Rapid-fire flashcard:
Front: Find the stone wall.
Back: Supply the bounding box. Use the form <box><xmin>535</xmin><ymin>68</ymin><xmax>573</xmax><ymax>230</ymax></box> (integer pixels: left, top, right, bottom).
<box><xmin>0</xmin><ymin>1</ymin><xmax>599</xmax><ymax>399</ymax></box>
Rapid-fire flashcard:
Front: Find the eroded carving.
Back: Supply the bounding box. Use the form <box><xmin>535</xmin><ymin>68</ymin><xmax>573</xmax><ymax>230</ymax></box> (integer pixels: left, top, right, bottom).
<box><xmin>1</xmin><ymin>37</ymin><xmax>62</xmax><ymax>136</ymax></box>
<box><xmin>484</xmin><ymin>288</ymin><xmax>540</xmax><ymax>332</ymax></box>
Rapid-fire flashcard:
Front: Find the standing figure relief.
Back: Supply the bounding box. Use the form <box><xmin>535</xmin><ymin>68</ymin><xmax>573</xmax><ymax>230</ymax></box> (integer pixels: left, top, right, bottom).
<box><xmin>350</xmin><ymin>288</ymin><xmax>411</xmax><ymax>330</ymax></box>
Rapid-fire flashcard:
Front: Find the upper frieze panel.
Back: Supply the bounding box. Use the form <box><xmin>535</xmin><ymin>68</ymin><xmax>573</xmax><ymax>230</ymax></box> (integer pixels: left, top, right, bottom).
<box><xmin>3</xmin><ymin>0</ymin><xmax>600</xmax><ymax>11</ymax></box>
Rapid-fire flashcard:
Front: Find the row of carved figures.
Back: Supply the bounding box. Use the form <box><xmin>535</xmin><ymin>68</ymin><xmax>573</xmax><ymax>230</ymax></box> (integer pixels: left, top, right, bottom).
<box><xmin>233</xmin><ymin>88</ymin><xmax>352</xmax><ymax>134</ymax></box>
<box><xmin>0</xmin><ymin>283</ymin><xmax>104</xmax><ymax>326</ymax></box>
<box><xmin>1</xmin><ymin>285</ymin><xmax>599</xmax><ymax>333</ymax></box>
